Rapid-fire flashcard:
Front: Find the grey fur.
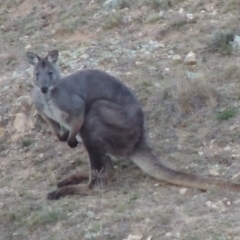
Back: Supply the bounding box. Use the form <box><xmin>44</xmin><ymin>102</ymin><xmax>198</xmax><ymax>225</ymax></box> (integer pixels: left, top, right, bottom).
<box><xmin>26</xmin><ymin>50</ymin><xmax>240</xmax><ymax>200</ymax></box>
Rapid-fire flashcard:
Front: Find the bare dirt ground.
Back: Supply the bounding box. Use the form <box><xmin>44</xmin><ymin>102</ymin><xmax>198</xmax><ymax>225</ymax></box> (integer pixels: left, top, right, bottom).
<box><xmin>1</xmin><ymin>0</ymin><xmax>240</xmax><ymax>239</ymax></box>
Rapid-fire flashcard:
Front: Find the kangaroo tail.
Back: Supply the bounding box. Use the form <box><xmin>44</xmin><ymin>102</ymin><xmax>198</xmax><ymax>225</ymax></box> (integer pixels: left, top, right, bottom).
<box><xmin>130</xmin><ymin>142</ymin><xmax>240</xmax><ymax>192</ymax></box>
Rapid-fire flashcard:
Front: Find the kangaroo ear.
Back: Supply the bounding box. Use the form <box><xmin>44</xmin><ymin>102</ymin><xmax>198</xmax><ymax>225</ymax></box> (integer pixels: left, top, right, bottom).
<box><xmin>47</xmin><ymin>50</ymin><xmax>59</xmax><ymax>64</ymax></box>
<box><xmin>26</xmin><ymin>52</ymin><xmax>40</xmax><ymax>66</ymax></box>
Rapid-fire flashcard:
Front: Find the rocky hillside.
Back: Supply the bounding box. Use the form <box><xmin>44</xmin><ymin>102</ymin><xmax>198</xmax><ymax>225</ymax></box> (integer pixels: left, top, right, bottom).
<box><xmin>1</xmin><ymin>0</ymin><xmax>240</xmax><ymax>239</ymax></box>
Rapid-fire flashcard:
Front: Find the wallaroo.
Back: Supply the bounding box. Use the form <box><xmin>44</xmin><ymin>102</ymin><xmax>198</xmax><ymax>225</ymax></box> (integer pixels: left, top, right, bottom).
<box><xmin>26</xmin><ymin>50</ymin><xmax>240</xmax><ymax>200</ymax></box>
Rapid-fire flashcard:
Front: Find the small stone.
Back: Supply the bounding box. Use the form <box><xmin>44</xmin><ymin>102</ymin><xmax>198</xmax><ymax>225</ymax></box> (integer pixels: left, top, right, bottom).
<box><xmin>179</xmin><ymin>8</ymin><xmax>184</xmax><ymax>14</ymax></box>
<box><xmin>124</xmin><ymin>235</ymin><xmax>143</xmax><ymax>240</ymax></box>
<box><xmin>198</xmin><ymin>151</ymin><xmax>204</xmax><ymax>156</ymax></box>
<box><xmin>172</xmin><ymin>54</ymin><xmax>182</xmax><ymax>64</ymax></box>
<box><xmin>186</xmin><ymin>13</ymin><xmax>194</xmax><ymax>20</ymax></box>
<box><xmin>159</xmin><ymin>11</ymin><xmax>164</xmax><ymax>17</ymax></box>
<box><xmin>206</xmin><ymin>200</ymin><xmax>213</xmax><ymax>208</ymax></box>
<box><xmin>209</xmin><ymin>169</ymin><xmax>220</xmax><ymax>176</ymax></box>
<box><xmin>80</xmin><ymin>54</ymin><xmax>89</xmax><ymax>59</ymax></box>
<box><xmin>103</xmin><ymin>0</ymin><xmax>126</xmax><ymax>10</ymax></box>
<box><xmin>229</xmin><ymin>125</ymin><xmax>238</xmax><ymax>131</ymax></box>
<box><xmin>159</xmin><ymin>43</ymin><xmax>165</xmax><ymax>48</ymax></box>
<box><xmin>25</xmin><ymin>44</ymin><xmax>32</xmax><ymax>50</ymax></box>
<box><xmin>135</xmin><ymin>61</ymin><xmax>143</xmax><ymax>66</ymax></box>
<box><xmin>231</xmin><ymin>35</ymin><xmax>240</xmax><ymax>51</ymax></box>
<box><xmin>222</xmin><ymin>198</ymin><xmax>231</xmax><ymax>206</ymax></box>
<box><xmin>179</xmin><ymin>188</ymin><xmax>188</xmax><ymax>195</ymax></box>
<box><xmin>224</xmin><ymin>145</ymin><xmax>231</xmax><ymax>151</ymax></box>
<box><xmin>87</xmin><ymin>211</ymin><xmax>95</xmax><ymax>218</ymax></box>
<box><xmin>184</xmin><ymin>51</ymin><xmax>197</xmax><ymax>65</ymax></box>
<box><xmin>12</xmin><ymin>112</ymin><xmax>34</xmax><ymax>142</ymax></box>
<box><xmin>232</xmin><ymin>172</ymin><xmax>240</xmax><ymax>181</ymax></box>
<box><xmin>146</xmin><ymin>237</ymin><xmax>152</xmax><ymax>240</ymax></box>
<box><xmin>165</xmin><ymin>232</ymin><xmax>172</xmax><ymax>237</ymax></box>
<box><xmin>0</xmin><ymin>25</ymin><xmax>7</xmax><ymax>32</ymax></box>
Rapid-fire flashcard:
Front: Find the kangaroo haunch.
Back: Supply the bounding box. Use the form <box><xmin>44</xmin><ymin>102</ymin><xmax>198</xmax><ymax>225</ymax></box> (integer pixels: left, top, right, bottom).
<box><xmin>26</xmin><ymin>50</ymin><xmax>240</xmax><ymax>200</ymax></box>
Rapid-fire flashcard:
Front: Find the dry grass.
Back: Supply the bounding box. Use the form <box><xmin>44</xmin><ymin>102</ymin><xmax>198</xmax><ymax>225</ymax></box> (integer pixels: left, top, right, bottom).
<box><xmin>1</xmin><ymin>0</ymin><xmax>240</xmax><ymax>239</ymax></box>
<box><xmin>170</xmin><ymin>78</ymin><xmax>220</xmax><ymax>116</ymax></box>
<box><xmin>102</xmin><ymin>12</ymin><xmax>122</xmax><ymax>30</ymax></box>
<box><xmin>207</xmin><ymin>31</ymin><xmax>234</xmax><ymax>56</ymax></box>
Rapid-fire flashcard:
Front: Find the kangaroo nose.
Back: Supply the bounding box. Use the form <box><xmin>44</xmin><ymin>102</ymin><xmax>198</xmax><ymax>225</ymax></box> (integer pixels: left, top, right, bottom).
<box><xmin>41</xmin><ymin>86</ymin><xmax>48</xmax><ymax>93</ymax></box>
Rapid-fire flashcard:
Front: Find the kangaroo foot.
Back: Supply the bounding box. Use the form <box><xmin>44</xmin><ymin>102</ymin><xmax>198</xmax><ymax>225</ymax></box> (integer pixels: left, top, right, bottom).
<box><xmin>48</xmin><ymin>184</ymin><xmax>93</xmax><ymax>200</ymax></box>
<box><xmin>57</xmin><ymin>171</ymin><xmax>89</xmax><ymax>188</ymax></box>
<box><xmin>91</xmin><ymin>169</ymin><xmax>111</xmax><ymax>190</ymax></box>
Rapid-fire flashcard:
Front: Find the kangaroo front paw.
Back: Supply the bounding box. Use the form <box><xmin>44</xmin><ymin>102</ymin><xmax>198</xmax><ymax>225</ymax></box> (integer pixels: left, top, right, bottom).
<box><xmin>67</xmin><ymin>138</ymin><xmax>78</xmax><ymax>148</ymax></box>
<box><xmin>47</xmin><ymin>190</ymin><xmax>62</xmax><ymax>200</ymax></box>
<box><xmin>57</xmin><ymin>131</ymin><xmax>69</xmax><ymax>142</ymax></box>
<box><xmin>57</xmin><ymin>179</ymin><xmax>70</xmax><ymax>188</ymax></box>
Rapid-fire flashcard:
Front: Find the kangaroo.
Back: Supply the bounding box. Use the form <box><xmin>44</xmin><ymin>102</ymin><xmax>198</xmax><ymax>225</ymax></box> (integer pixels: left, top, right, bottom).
<box><xmin>26</xmin><ymin>50</ymin><xmax>240</xmax><ymax>200</ymax></box>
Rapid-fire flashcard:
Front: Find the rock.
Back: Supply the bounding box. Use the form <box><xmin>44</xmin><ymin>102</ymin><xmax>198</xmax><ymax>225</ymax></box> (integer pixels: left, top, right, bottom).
<box><xmin>232</xmin><ymin>172</ymin><xmax>240</xmax><ymax>181</ymax></box>
<box><xmin>172</xmin><ymin>54</ymin><xmax>182</xmax><ymax>64</ymax></box>
<box><xmin>186</xmin><ymin>13</ymin><xmax>194</xmax><ymax>20</ymax></box>
<box><xmin>206</xmin><ymin>200</ymin><xmax>216</xmax><ymax>208</ymax></box>
<box><xmin>146</xmin><ymin>236</ymin><xmax>152</xmax><ymax>240</ymax></box>
<box><xmin>12</xmin><ymin>113</ymin><xmax>34</xmax><ymax>142</ymax></box>
<box><xmin>87</xmin><ymin>211</ymin><xmax>96</xmax><ymax>218</ymax></box>
<box><xmin>25</xmin><ymin>44</ymin><xmax>32</xmax><ymax>50</ymax></box>
<box><xmin>103</xmin><ymin>0</ymin><xmax>127</xmax><ymax>10</ymax></box>
<box><xmin>80</xmin><ymin>54</ymin><xmax>89</xmax><ymax>59</ymax></box>
<box><xmin>124</xmin><ymin>235</ymin><xmax>143</xmax><ymax>240</ymax></box>
<box><xmin>231</xmin><ymin>35</ymin><xmax>240</xmax><ymax>51</ymax></box>
<box><xmin>206</xmin><ymin>200</ymin><xmax>228</xmax><ymax>212</ymax></box>
<box><xmin>209</xmin><ymin>169</ymin><xmax>220</xmax><ymax>176</ymax></box>
<box><xmin>229</xmin><ymin>125</ymin><xmax>238</xmax><ymax>131</ymax></box>
<box><xmin>224</xmin><ymin>145</ymin><xmax>231</xmax><ymax>151</ymax></box>
<box><xmin>165</xmin><ymin>232</ymin><xmax>172</xmax><ymax>237</ymax></box>
<box><xmin>84</xmin><ymin>233</ymin><xmax>99</xmax><ymax>239</ymax></box>
<box><xmin>179</xmin><ymin>188</ymin><xmax>188</xmax><ymax>195</ymax></box>
<box><xmin>179</xmin><ymin>8</ymin><xmax>184</xmax><ymax>14</ymax></box>
<box><xmin>135</xmin><ymin>61</ymin><xmax>143</xmax><ymax>66</ymax></box>
<box><xmin>184</xmin><ymin>51</ymin><xmax>197</xmax><ymax>65</ymax></box>
<box><xmin>0</xmin><ymin>25</ymin><xmax>7</xmax><ymax>32</ymax></box>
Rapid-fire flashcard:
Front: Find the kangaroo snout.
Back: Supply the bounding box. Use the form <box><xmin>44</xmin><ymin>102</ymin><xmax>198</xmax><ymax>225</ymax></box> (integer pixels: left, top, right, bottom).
<box><xmin>41</xmin><ymin>86</ymin><xmax>48</xmax><ymax>94</ymax></box>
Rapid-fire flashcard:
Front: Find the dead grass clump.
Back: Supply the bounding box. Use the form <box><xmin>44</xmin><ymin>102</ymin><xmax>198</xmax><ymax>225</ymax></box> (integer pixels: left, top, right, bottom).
<box><xmin>0</xmin><ymin>53</ymin><xmax>18</xmax><ymax>72</ymax></box>
<box><xmin>207</xmin><ymin>31</ymin><xmax>234</xmax><ymax>56</ymax></box>
<box><xmin>222</xmin><ymin>0</ymin><xmax>240</xmax><ymax>13</ymax></box>
<box><xmin>146</xmin><ymin>0</ymin><xmax>173</xmax><ymax>10</ymax></box>
<box><xmin>173</xmin><ymin>78</ymin><xmax>220</xmax><ymax>116</ymax></box>
<box><xmin>220</xmin><ymin>64</ymin><xmax>240</xmax><ymax>82</ymax></box>
<box><xmin>103</xmin><ymin>12</ymin><xmax>122</xmax><ymax>30</ymax></box>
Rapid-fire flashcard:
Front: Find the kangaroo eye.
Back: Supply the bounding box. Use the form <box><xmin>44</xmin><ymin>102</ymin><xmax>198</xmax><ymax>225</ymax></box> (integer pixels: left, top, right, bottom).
<box><xmin>35</xmin><ymin>72</ymin><xmax>39</xmax><ymax>77</ymax></box>
<box><xmin>48</xmin><ymin>71</ymin><xmax>53</xmax><ymax>77</ymax></box>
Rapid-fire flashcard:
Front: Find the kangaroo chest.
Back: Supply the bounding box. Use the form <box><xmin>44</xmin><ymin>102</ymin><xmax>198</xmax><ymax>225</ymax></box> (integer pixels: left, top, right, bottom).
<box><xmin>42</xmin><ymin>96</ymin><xmax>70</xmax><ymax>129</ymax></box>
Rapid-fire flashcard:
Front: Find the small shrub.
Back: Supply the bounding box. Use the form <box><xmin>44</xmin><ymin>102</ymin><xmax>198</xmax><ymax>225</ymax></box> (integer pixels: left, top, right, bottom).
<box><xmin>146</xmin><ymin>0</ymin><xmax>173</xmax><ymax>10</ymax></box>
<box><xmin>22</xmin><ymin>138</ymin><xmax>33</xmax><ymax>148</ymax></box>
<box><xmin>173</xmin><ymin>78</ymin><xmax>220</xmax><ymax>116</ymax></box>
<box><xmin>207</xmin><ymin>31</ymin><xmax>234</xmax><ymax>56</ymax></box>
<box><xmin>217</xmin><ymin>108</ymin><xmax>237</xmax><ymax>121</ymax></box>
<box><xmin>103</xmin><ymin>12</ymin><xmax>122</xmax><ymax>30</ymax></box>
<box><xmin>170</xmin><ymin>18</ymin><xmax>189</xmax><ymax>30</ymax></box>
<box><xmin>27</xmin><ymin>205</ymin><xmax>67</xmax><ymax>229</ymax></box>
<box><xmin>146</xmin><ymin>14</ymin><xmax>161</xmax><ymax>24</ymax></box>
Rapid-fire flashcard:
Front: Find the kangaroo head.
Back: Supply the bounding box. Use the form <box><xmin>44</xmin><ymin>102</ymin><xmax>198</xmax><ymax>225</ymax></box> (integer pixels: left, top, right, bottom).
<box><xmin>26</xmin><ymin>50</ymin><xmax>61</xmax><ymax>94</ymax></box>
